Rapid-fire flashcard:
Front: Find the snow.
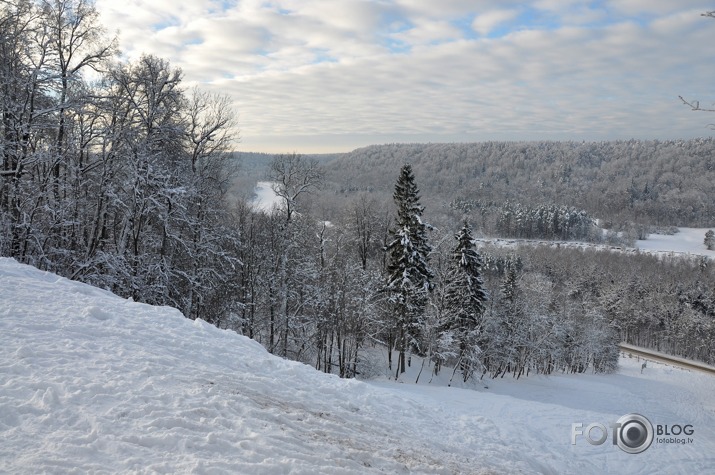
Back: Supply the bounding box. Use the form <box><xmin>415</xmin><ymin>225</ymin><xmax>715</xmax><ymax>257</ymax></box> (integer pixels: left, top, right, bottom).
<box><xmin>477</xmin><ymin>227</ymin><xmax>715</xmax><ymax>261</ymax></box>
<box><xmin>636</xmin><ymin>227</ymin><xmax>715</xmax><ymax>259</ymax></box>
<box><xmin>2</xmin><ymin>257</ymin><xmax>715</xmax><ymax>474</ymax></box>
<box><xmin>251</xmin><ymin>181</ymin><xmax>283</xmax><ymax>213</ymax></box>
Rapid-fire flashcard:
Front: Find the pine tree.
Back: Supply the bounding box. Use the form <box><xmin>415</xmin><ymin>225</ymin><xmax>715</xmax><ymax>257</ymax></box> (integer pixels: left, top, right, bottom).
<box><xmin>384</xmin><ymin>164</ymin><xmax>433</xmax><ymax>377</ymax></box>
<box><xmin>441</xmin><ymin>220</ymin><xmax>488</xmax><ymax>382</ymax></box>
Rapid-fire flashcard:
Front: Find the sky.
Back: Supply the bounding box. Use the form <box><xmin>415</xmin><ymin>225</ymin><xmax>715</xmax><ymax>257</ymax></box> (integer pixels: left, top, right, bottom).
<box><xmin>93</xmin><ymin>0</ymin><xmax>715</xmax><ymax>154</ymax></box>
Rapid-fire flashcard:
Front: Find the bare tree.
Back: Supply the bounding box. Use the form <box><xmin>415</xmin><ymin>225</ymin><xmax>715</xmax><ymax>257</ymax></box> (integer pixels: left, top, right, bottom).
<box><xmin>347</xmin><ymin>193</ymin><xmax>382</xmax><ymax>270</ymax></box>
<box><xmin>185</xmin><ymin>87</ymin><xmax>236</xmax><ymax>173</ymax></box>
<box><xmin>43</xmin><ymin>0</ymin><xmax>117</xmax><ymax>179</ymax></box>
<box><xmin>268</xmin><ymin>153</ymin><xmax>323</xmax><ymax>221</ymax></box>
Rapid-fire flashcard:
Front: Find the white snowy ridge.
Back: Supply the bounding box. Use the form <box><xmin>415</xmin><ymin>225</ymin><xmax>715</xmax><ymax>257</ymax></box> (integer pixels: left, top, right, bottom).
<box><xmin>2</xmin><ymin>257</ymin><xmax>715</xmax><ymax>474</ymax></box>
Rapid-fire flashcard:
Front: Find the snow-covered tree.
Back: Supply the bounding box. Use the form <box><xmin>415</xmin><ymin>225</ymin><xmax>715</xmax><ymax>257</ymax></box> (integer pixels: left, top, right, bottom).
<box><xmin>704</xmin><ymin>230</ymin><xmax>714</xmax><ymax>250</ymax></box>
<box><xmin>384</xmin><ymin>164</ymin><xmax>433</xmax><ymax>377</ymax></box>
<box><xmin>440</xmin><ymin>221</ymin><xmax>488</xmax><ymax>382</ymax></box>
<box><xmin>0</xmin><ymin>0</ymin><xmax>241</xmax><ymax>326</ymax></box>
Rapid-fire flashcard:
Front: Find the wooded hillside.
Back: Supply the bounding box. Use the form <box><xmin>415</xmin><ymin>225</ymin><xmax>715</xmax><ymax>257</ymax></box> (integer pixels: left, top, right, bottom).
<box><xmin>323</xmin><ymin>139</ymin><xmax>715</xmax><ymax>229</ymax></box>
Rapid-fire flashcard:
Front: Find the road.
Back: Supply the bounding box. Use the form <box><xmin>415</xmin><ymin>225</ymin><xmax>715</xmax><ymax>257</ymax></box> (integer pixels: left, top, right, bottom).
<box><xmin>619</xmin><ymin>343</ymin><xmax>715</xmax><ymax>376</ymax></box>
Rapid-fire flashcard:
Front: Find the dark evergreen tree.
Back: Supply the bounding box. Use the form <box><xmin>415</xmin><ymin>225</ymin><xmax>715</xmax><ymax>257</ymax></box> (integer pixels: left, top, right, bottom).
<box><xmin>384</xmin><ymin>164</ymin><xmax>433</xmax><ymax>377</ymax></box>
<box><xmin>441</xmin><ymin>221</ymin><xmax>488</xmax><ymax>382</ymax></box>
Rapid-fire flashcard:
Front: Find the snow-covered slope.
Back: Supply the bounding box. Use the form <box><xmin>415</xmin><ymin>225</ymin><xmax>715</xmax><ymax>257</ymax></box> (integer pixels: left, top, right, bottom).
<box><xmin>0</xmin><ymin>258</ymin><xmax>524</xmax><ymax>474</ymax></box>
<box><xmin>2</xmin><ymin>257</ymin><xmax>715</xmax><ymax>474</ymax></box>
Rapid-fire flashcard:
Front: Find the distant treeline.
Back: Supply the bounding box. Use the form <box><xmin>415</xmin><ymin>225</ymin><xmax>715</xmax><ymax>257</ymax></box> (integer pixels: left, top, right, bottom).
<box><xmin>323</xmin><ymin>139</ymin><xmax>715</xmax><ymax>230</ymax></box>
<box><xmin>450</xmin><ymin>199</ymin><xmax>601</xmax><ymax>242</ymax></box>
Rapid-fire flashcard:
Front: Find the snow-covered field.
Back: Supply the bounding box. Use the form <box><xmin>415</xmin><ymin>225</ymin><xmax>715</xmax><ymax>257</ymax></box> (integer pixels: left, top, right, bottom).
<box><xmin>476</xmin><ymin>227</ymin><xmax>715</xmax><ymax>262</ymax></box>
<box><xmin>2</xmin><ymin>257</ymin><xmax>715</xmax><ymax>474</ymax></box>
<box><xmin>636</xmin><ymin>227</ymin><xmax>715</xmax><ymax>259</ymax></box>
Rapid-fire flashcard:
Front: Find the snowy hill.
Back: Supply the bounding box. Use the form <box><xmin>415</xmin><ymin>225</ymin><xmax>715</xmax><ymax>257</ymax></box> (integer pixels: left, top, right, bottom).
<box><xmin>2</xmin><ymin>257</ymin><xmax>715</xmax><ymax>474</ymax></box>
<box><xmin>0</xmin><ymin>258</ymin><xmax>523</xmax><ymax>474</ymax></box>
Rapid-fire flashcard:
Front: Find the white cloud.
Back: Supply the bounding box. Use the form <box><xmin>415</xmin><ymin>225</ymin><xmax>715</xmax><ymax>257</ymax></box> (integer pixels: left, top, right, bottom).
<box><xmin>390</xmin><ymin>19</ymin><xmax>463</xmax><ymax>46</ymax></box>
<box><xmin>93</xmin><ymin>0</ymin><xmax>715</xmax><ymax>153</ymax></box>
<box><xmin>472</xmin><ymin>9</ymin><xmax>520</xmax><ymax>36</ymax></box>
<box><xmin>605</xmin><ymin>0</ymin><xmax>709</xmax><ymax>17</ymax></box>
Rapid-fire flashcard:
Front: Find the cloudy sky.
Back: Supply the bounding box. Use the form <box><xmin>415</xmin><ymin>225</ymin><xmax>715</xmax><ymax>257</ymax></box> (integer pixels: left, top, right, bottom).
<box><xmin>94</xmin><ymin>0</ymin><xmax>715</xmax><ymax>153</ymax></box>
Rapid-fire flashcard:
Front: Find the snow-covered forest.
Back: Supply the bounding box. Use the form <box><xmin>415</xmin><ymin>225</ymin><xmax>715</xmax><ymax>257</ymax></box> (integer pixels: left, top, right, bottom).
<box><xmin>320</xmin><ymin>140</ymin><xmax>715</xmax><ymax>231</ymax></box>
<box><xmin>1</xmin><ymin>0</ymin><xmax>239</xmax><ymax>323</ymax></box>
<box><xmin>2</xmin><ymin>0</ymin><xmax>715</xmax><ymax>384</ymax></box>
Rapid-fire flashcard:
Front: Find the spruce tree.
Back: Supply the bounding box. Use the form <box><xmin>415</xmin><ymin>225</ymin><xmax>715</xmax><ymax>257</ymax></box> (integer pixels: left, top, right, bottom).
<box><xmin>384</xmin><ymin>164</ymin><xmax>433</xmax><ymax>377</ymax></box>
<box><xmin>441</xmin><ymin>220</ymin><xmax>488</xmax><ymax>382</ymax></box>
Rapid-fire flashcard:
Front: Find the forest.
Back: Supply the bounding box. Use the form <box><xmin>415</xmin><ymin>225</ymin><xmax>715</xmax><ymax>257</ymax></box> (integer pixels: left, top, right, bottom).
<box><xmin>2</xmin><ymin>0</ymin><xmax>714</xmax><ymax>382</ymax></box>
<box><xmin>319</xmin><ymin>139</ymin><xmax>715</xmax><ymax>232</ymax></box>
